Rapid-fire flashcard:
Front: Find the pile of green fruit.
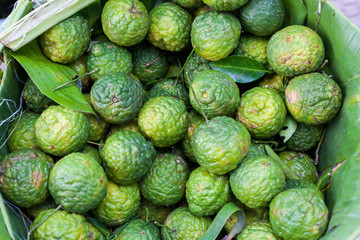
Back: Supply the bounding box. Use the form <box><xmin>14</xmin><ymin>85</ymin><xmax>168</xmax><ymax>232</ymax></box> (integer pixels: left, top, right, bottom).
<box><xmin>1</xmin><ymin>0</ymin><xmax>343</xmax><ymax>239</ymax></box>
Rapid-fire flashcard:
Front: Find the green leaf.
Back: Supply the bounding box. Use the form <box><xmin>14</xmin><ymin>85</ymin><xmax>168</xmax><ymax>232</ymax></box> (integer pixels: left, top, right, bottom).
<box><xmin>279</xmin><ymin>115</ymin><xmax>297</xmax><ymax>143</ymax></box>
<box><xmin>283</xmin><ymin>0</ymin><xmax>307</xmax><ymax>26</ymax></box>
<box><xmin>9</xmin><ymin>41</ymin><xmax>95</xmax><ymax>114</ymax></box>
<box><xmin>199</xmin><ymin>202</ymin><xmax>245</xmax><ymax>240</ymax></box>
<box><xmin>209</xmin><ymin>56</ymin><xmax>272</xmax><ymax>84</ymax></box>
<box><xmin>78</xmin><ymin>0</ymin><xmax>102</xmax><ymax>27</ymax></box>
<box><xmin>265</xmin><ymin>145</ymin><xmax>299</xmax><ymax>180</ymax></box>
<box><xmin>88</xmin><ymin>217</ymin><xmax>111</xmax><ymax>237</ymax></box>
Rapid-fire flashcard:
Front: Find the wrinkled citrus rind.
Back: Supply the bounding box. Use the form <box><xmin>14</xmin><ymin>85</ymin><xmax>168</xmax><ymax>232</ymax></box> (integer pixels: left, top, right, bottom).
<box><xmin>285</xmin><ymin>123</ymin><xmax>324</xmax><ymax>151</ymax></box>
<box><xmin>203</xmin><ymin>0</ymin><xmax>248</xmax><ymax>11</ymax></box>
<box><xmin>233</xmin><ymin>33</ymin><xmax>269</xmax><ymax>65</ymax></box>
<box><xmin>136</xmin><ymin>199</ymin><xmax>172</xmax><ymax>226</ymax></box>
<box><xmin>68</xmin><ymin>55</ymin><xmax>90</xmax><ymax>87</ymax></box>
<box><xmin>173</xmin><ymin>0</ymin><xmax>203</xmax><ymax>9</ymax></box>
<box><xmin>107</xmin><ymin>118</ymin><xmax>141</xmax><ymax>138</ymax></box>
<box><xmin>237</xmin><ymin>221</ymin><xmax>280</xmax><ymax>240</ymax></box>
<box><xmin>80</xmin><ymin>144</ymin><xmax>103</xmax><ymax>165</ymax></box>
<box><xmin>184</xmin><ymin>53</ymin><xmax>211</xmax><ymax>88</ymax></box>
<box><xmin>88</xmin><ymin>222</ymin><xmax>106</xmax><ymax>240</ymax></box>
<box><xmin>115</xmin><ymin>218</ymin><xmax>160</xmax><ymax>240</ymax></box>
<box><xmin>258</xmin><ymin>74</ymin><xmax>285</xmax><ymax>93</ymax></box>
<box><xmin>22</xmin><ymin>78</ymin><xmax>54</xmax><ymax>113</ymax></box>
<box><xmin>284</xmin><ymin>179</ymin><xmax>324</xmax><ymax>199</ymax></box>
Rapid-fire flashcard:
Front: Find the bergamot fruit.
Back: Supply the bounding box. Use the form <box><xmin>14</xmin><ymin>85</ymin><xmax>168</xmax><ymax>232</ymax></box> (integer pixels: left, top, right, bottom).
<box><xmin>285</xmin><ymin>72</ymin><xmax>342</xmax><ymax>125</ymax></box>
<box><xmin>100</xmin><ymin>130</ymin><xmax>156</xmax><ymax>185</ymax></box>
<box><xmin>246</xmin><ymin>143</ymin><xmax>267</xmax><ymax>159</ymax></box>
<box><xmin>284</xmin><ymin>179</ymin><xmax>324</xmax><ymax>199</ymax></box>
<box><xmin>40</xmin><ymin>15</ymin><xmax>91</xmax><ymax>64</ymax></box>
<box><xmin>115</xmin><ymin>218</ymin><xmax>160</xmax><ymax>240</ymax></box>
<box><xmin>90</xmin><ymin>72</ymin><xmax>145</xmax><ymax>124</ymax></box>
<box><xmin>80</xmin><ymin>144</ymin><xmax>102</xmax><ymax>165</ymax></box>
<box><xmin>162</xmin><ymin>206</ymin><xmax>211</xmax><ymax>240</ymax></box>
<box><xmin>181</xmin><ymin>110</ymin><xmax>206</xmax><ymax>162</ymax></box>
<box><xmin>191</xmin><ymin>11</ymin><xmax>241</xmax><ymax>61</ymax></box>
<box><xmin>34</xmin><ymin>105</ymin><xmax>89</xmax><ymax>156</ymax></box>
<box><xmin>107</xmin><ymin>117</ymin><xmax>141</xmax><ymax>138</ymax></box>
<box><xmin>26</xmin><ymin>197</ymin><xmax>57</xmax><ymax>218</ymax></box>
<box><xmin>138</xmin><ymin>96</ymin><xmax>188</xmax><ymax>147</ymax></box>
<box><xmin>184</xmin><ymin>53</ymin><xmax>211</xmax><ymax>88</ymax></box>
<box><xmin>233</xmin><ymin>33</ymin><xmax>268</xmax><ymax>65</ymax></box>
<box><xmin>267</xmin><ymin>25</ymin><xmax>325</xmax><ymax>77</ymax></box>
<box><xmin>186</xmin><ymin>167</ymin><xmax>231</xmax><ymax>216</ymax></box>
<box><xmin>93</xmin><ymin>181</ymin><xmax>140</xmax><ymax>226</ymax></box>
<box><xmin>101</xmin><ymin>0</ymin><xmax>150</xmax><ymax>46</ymax></box>
<box><xmin>203</xmin><ymin>0</ymin><xmax>248</xmax><ymax>11</ymax></box>
<box><xmin>132</xmin><ymin>43</ymin><xmax>169</xmax><ymax>85</ymax></box>
<box><xmin>49</xmin><ymin>153</ymin><xmax>107</xmax><ymax>213</ymax></box>
<box><xmin>173</xmin><ymin>0</ymin><xmax>202</xmax><ymax>9</ymax></box>
<box><xmin>22</xmin><ymin>78</ymin><xmax>53</xmax><ymax>113</ymax></box>
<box><xmin>236</xmin><ymin>87</ymin><xmax>287</xmax><ymax>139</ymax></box>
<box><xmin>269</xmin><ymin>188</ymin><xmax>328</xmax><ymax>240</ymax></box>
<box><xmin>278</xmin><ymin>151</ymin><xmax>318</xmax><ymax>183</ymax></box>
<box><xmin>230</xmin><ymin>156</ymin><xmax>286</xmax><ymax>208</ymax></box>
<box><xmin>7</xmin><ymin>112</ymin><xmax>39</xmax><ymax>152</ymax></box>
<box><xmin>86</xmin><ymin>41</ymin><xmax>133</xmax><ymax>81</ymax></box>
<box><xmin>88</xmin><ymin>222</ymin><xmax>106</xmax><ymax>240</ymax></box>
<box><xmin>136</xmin><ymin>199</ymin><xmax>172</xmax><ymax>226</ymax></box>
<box><xmin>258</xmin><ymin>74</ymin><xmax>285</xmax><ymax>93</ymax></box>
<box><xmin>147</xmin><ymin>2</ymin><xmax>192</xmax><ymax>52</ymax></box>
<box><xmin>30</xmin><ymin>209</ymin><xmax>90</xmax><ymax>239</ymax></box>
<box><xmin>237</xmin><ymin>221</ymin><xmax>280</xmax><ymax>240</ymax></box>
<box><xmin>68</xmin><ymin>55</ymin><xmax>90</xmax><ymax>87</ymax></box>
<box><xmin>140</xmin><ymin>153</ymin><xmax>190</xmax><ymax>206</ymax></box>
<box><xmin>192</xmin><ymin>116</ymin><xmax>251</xmax><ymax>175</ymax></box>
<box><xmin>0</xmin><ymin>149</ymin><xmax>53</xmax><ymax>208</ymax></box>
<box><xmin>285</xmin><ymin>123</ymin><xmax>324</xmax><ymax>151</ymax></box>
<box><xmin>146</xmin><ymin>78</ymin><xmax>190</xmax><ymax>107</ymax></box>
<box><xmin>190</xmin><ymin>70</ymin><xmax>240</xmax><ymax>118</ymax></box>
<box><xmin>239</xmin><ymin>0</ymin><xmax>285</xmax><ymax>36</ymax></box>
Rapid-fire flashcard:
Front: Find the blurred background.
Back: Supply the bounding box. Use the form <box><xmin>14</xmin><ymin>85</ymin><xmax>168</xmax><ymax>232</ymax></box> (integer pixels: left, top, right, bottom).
<box><xmin>332</xmin><ymin>0</ymin><xmax>360</xmax><ymax>27</ymax></box>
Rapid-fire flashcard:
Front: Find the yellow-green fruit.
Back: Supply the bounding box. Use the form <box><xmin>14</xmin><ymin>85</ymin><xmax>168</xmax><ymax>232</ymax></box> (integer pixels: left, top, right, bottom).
<box><xmin>233</xmin><ymin>33</ymin><xmax>268</xmax><ymax>65</ymax></box>
<box><xmin>285</xmin><ymin>73</ymin><xmax>342</xmax><ymax>125</ymax></box>
<box><xmin>49</xmin><ymin>153</ymin><xmax>107</xmax><ymax>213</ymax></box>
<box><xmin>136</xmin><ymin>199</ymin><xmax>172</xmax><ymax>226</ymax></box>
<box><xmin>192</xmin><ymin>4</ymin><xmax>212</xmax><ymax>18</ymax></box>
<box><xmin>173</xmin><ymin>0</ymin><xmax>202</xmax><ymax>9</ymax></box>
<box><xmin>285</xmin><ymin>123</ymin><xmax>324</xmax><ymax>151</ymax></box>
<box><xmin>237</xmin><ymin>221</ymin><xmax>280</xmax><ymax>240</ymax></box>
<box><xmin>107</xmin><ymin>118</ymin><xmax>141</xmax><ymax>138</ymax></box>
<box><xmin>30</xmin><ymin>210</ymin><xmax>90</xmax><ymax>240</ymax></box>
<box><xmin>161</xmin><ymin>206</ymin><xmax>212</xmax><ymax>240</ymax></box>
<box><xmin>68</xmin><ymin>55</ymin><xmax>90</xmax><ymax>87</ymax></box>
<box><xmin>230</xmin><ymin>156</ymin><xmax>286</xmax><ymax>208</ymax></box>
<box><xmin>40</xmin><ymin>15</ymin><xmax>91</xmax><ymax>64</ymax></box>
<box><xmin>88</xmin><ymin>222</ymin><xmax>106</xmax><ymax>240</ymax></box>
<box><xmin>192</xmin><ymin>116</ymin><xmax>251</xmax><ymax>175</ymax></box>
<box><xmin>7</xmin><ymin>112</ymin><xmax>39</xmax><ymax>152</ymax></box>
<box><xmin>26</xmin><ymin>197</ymin><xmax>57</xmax><ymax>218</ymax></box>
<box><xmin>236</xmin><ymin>87</ymin><xmax>287</xmax><ymax>139</ymax></box>
<box><xmin>184</xmin><ymin>53</ymin><xmax>211</xmax><ymax>88</ymax></box>
<box><xmin>203</xmin><ymin>0</ymin><xmax>248</xmax><ymax>10</ymax></box>
<box><xmin>189</xmin><ymin>70</ymin><xmax>240</xmax><ymax>118</ymax></box>
<box><xmin>86</xmin><ymin>41</ymin><xmax>133</xmax><ymax>81</ymax></box>
<box><xmin>0</xmin><ymin>149</ymin><xmax>54</xmax><ymax>208</ymax></box>
<box><xmin>101</xmin><ymin>0</ymin><xmax>150</xmax><ymax>46</ymax></box>
<box><xmin>186</xmin><ymin>167</ymin><xmax>231</xmax><ymax>216</ymax></box>
<box><xmin>22</xmin><ymin>78</ymin><xmax>54</xmax><ymax>113</ymax></box>
<box><xmin>258</xmin><ymin>74</ymin><xmax>285</xmax><ymax>93</ymax></box>
<box><xmin>191</xmin><ymin>11</ymin><xmax>241</xmax><ymax>61</ymax></box>
<box><xmin>115</xmin><ymin>218</ymin><xmax>160</xmax><ymax>239</ymax></box>
<box><xmin>267</xmin><ymin>25</ymin><xmax>325</xmax><ymax>77</ymax></box>
<box><xmin>34</xmin><ymin>105</ymin><xmax>90</xmax><ymax>156</ymax></box>
<box><xmin>278</xmin><ymin>151</ymin><xmax>318</xmax><ymax>183</ymax></box>
<box><xmin>138</xmin><ymin>96</ymin><xmax>188</xmax><ymax>148</ymax></box>
<box><xmin>147</xmin><ymin>3</ymin><xmax>191</xmax><ymax>52</ymax></box>
<box><xmin>140</xmin><ymin>153</ymin><xmax>190</xmax><ymax>206</ymax></box>
<box><xmin>93</xmin><ymin>181</ymin><xmax>140</xmax><ymax>226</ymax></box>
<box><xmin>80</xmin><ymin>144</ymin><xmax>102</xmax><ymax>165</ymax></box>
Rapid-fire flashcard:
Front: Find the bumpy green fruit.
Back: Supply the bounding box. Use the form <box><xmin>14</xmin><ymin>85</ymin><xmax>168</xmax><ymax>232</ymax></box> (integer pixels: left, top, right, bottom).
<box><xmin>107</xmin><ymin>118</ymin><xmax>141</xmax><ymax>138</ymax></box>
<box><xmin>80</xmin><ymin>144</ymin><xmax>102</xmax><ymax>165</ymax></box>
<box><xmin>191</xmin><ymin>11</ymin><xmax>241</xmax><ymax>61</ymax></box>
<box><xmin>102</xmin><ymin>0</ymin><xmax>150</xmax><ymax>46</ymax></box>
<box><xmin>230</xmin><ymin>156</ymin><xmax>286</xmax><ymax>208</ymax></box>
<box><xmin>30</xmin><ymin>210</ymin><xmax>90</xmax><ymax>239</ymax></box>
<box><xmin>173</xmin><ymin>0</ymin><xmax>202</xmax><ymax>8</ymax></box>
<box><xmin>192</xmin><ymin>116</ymin><xmax>251</xmax><ymax>175</ymax></box>
<box><xmin>270</xmin><ymin>188</ymin><xmax>328</xmax><ymax>240</ymax></box>
<box><xmin>258</xmin><ymin>74</ymin><xmax>285</xmax><ymax>93</ymax></box>
<box><xmin>93</xmin><ymin>181</ymin><xmax>140</xmax><ymax>226</ymax></box>
<box><xmin>7</xmin><ymin>112</ymin><xmax>39</xmax><ymax>152</ymax></box>
<box><xmin>286</xmin><ymin>123</ymin><xmax>324</xmax><ymax>151</ymax></box>
<box><xmin>68</xmin><ymin>55</ymin><xmax>91</xmax><ymax>87</ymax></box>
<box><xmin>190</xmin><ymin>70</ymin><xmax>240</xmax><ymax>118</ymax></box>
<box><xmin>161</xmin><ymin>206</ymin><xmax>212</xmax><ymax>240</ymax></box>
<box><xmin>181</xmin><ymin>110</ymin><xmax>206</xmax><ymax>162</ymax></box>
<box><xmin>0</xmin><ymin>149</ymin><xmax>53</xmax><ymax>208</ymax></box>
<box><xmin>236</xmin><ymin>87</ymin><xmax>287</xmax><ymax>139</ymax></box>
<box><xmin>239</xmin><ymin>0</ymin><xmax>285</xmax><ymax>36</ymax></box>
<box><xmin>147</xmin><ymin>2</ymin><xmax>192</xmax><ymax>52</ymax></box>
<box><xmin>90</xmin><ymin>72</ymin><xmax>145</xmax><ymax>124</ymax></box>
<box><xmin>267</xmin><ymin>25</ymin><xmax>325</xmax><ymax>77</ymax></box>
<box><xmin>100</xmin><ymin>131</ymin><xmax>156</xmax><ymax>185</ymax></box>
<box><xmin>26</xmin><ymin>197</ymin><xmax>57</xmax><ymax>218</ymax></box>
<box><xmin>237</xmin><ymin>221</ymin><xmax>280</xmax><ymax>240</ymax></box>
<box><xmin>136</xmin><ymin>199</ymin><xmax>172</xmax><ymax>226</ymax></box>
<box><xmin>40</xmin><ymin>15</ymin><xmax>90</xmax><ymax>64</ymax></box>
<box><xmin>140</xmin><ymin>153</ymin><xmax>190</xmax><ymax>206</ymax></box>
<box><xmin>49</xmin><ymin>153</ymin><xmax>107</xmax><ymax>213</ymax></box>
<box><xmin>88</xmin><ymin>222</ymin><xmax>106</xmax><ymax>240</ymax></box>
<box><xmin>138</xmin><ymin>96</ymin><xmax>188</xmax><ymax>148</ymax></box>
<box><xmin>233</xmin><ymin>33</ymin><xmax>269</xmax><ymax>65</ymax></box>
<box><xmin>132</xmin><ymin>43</ymin><xmax>168</xmax><ymax>84</ymax></box>
<box><xmin>284</xmin><ymin>179</ymin><xmax>324</xmax><ymax>199</ymax></box>
<box><xmin>35</xmin><ymin>105</ymin><xmax>89</xmax><ymax>156</ymax></box>
<box><xmin>22</xmin><ymin>78</ymin><xmax>54</xmax><ymax>113</ymax></box>
<box><xmin>186</xmin><ymin>167</ymin><xmax>231</xmax><ymax>216</ymax></box>
<box><xmin>184</xmin><ymin>53</ymin><xmax>211</xmax><ymax>88</ymax></box>
<box><xmin>246</xmin><ymin>143</ymin><xmax>267</xmax><ymax>159</ymax></box>
<box><xmin>115</xmin><ymin>218</ymin><xmax>160</xmax><ymax>240</ymax></box>
<box><xmin>278</xmin><ymin>151</ymin><xmax>318</xmax><ymax>183</ymax></box>
<box><xmin>86</xmin><ymin>41</ymin><xmax>133</xmax><ymax>81</ymax></box>
<box><xmin>203</xmin><ymin>0</ymin><xmax>248</xmax><ymax>11</ymax></box>
<box><xmin>285</xmin><ymin>73</ymin><xmax>342</xmax><ymax>125</ymax></box>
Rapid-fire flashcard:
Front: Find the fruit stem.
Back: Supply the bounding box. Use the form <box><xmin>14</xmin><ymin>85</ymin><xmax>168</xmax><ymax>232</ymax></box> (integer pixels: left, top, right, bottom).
<box><xmin>27</xmin><ymin>204</ymin><xmax>62</xmax><ymax>240</ymax></box>
<box><xmin>315</xmin><ymin>128</ymin><xmax>326</xmax><ymax>165</ymax></box>
<box><xmin>146</xmin><ymin>51</ymin><xmax>166</xmax><ymax>67</ymax></box>
<box><xmin>265</xmin><ymin>145</ymin><xmax>300</xmax><ymax>180</ymax></box>
<box><xmin>87</xmin><ymin>141</ymin><xmax>104</xmax><ymax>146</ymax></box>
<box><xmin>51</xmin><ymin>68</ymin><xmax>98</xmax><ymax>92</ymax></box>
<box><xmin>174</xmin><ymin>47</ymin><xmax>196</xmax><ymax>85</ymax></box>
